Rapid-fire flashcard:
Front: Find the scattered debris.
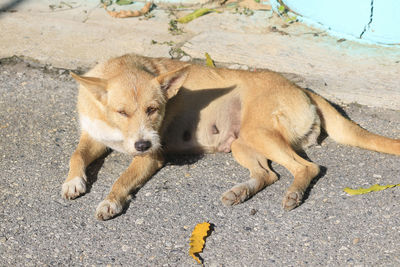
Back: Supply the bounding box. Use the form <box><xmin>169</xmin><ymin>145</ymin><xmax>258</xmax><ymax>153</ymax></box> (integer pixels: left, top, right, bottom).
<box><xmin>169</xmin><ymin>47</ymin><xmax>188</xmax><ymax>59</ymax></box>
<box><xmin>239</xmin><ymin>7</ymin><xmax>254</xmax><ymax>16</ymax></box>
<box><xmin>268</xmin><ymin>26</ymin><xmax>289</xmax><ymax>36</ymax></box>
<box><xmin>115</xmin><ymin>0</ymin><xmax>132</xmax><ymax>5</ymax></box>
<box><xmin>103</xmin><ymin>2</ymin><xmax>152</xmax><ymax>18</ymax></box>
<box><xmin>177</xmin><ymin>8</ymin><xmax>222</xmax><ymax>24</ymax></box>
<box><xmin>139</xmin><ymin>10</ymin><xmax>155</xmax><ymax>20</ymax></box>
<box><xmin>180</xmin><ymin>55</ymin><xmax>191</xmax><ymax>62</ymax></box>
<box><xmin>250</xmin><ymin>208</ymin><xmax>257</xmax><ymax>215</ymax></box>
<box><xmin>150</xmin><ymin>40</ymin><xmax>175</xmax><ymax>46</ymax></box>
<box><xmin>168</xmin><ymin>19</ymin><xmax>185</xmax><ymax>35</ymax></box>
<box><xmin>225</xmin><ymin>0</ymin><xmax>271</xmax><ymax>11</ymax></box>
<box><xmin>228</xmin><ymin>63</ymin><xmax>249</xmax><ymax>70</ymax></box>
<box><xmin>276</xmin><ymin>1</ymin><xmax>298</xmax><ymax>23</ymax></box>
<box><xmin>49</xmin><ymin>1</ymin><xmax>76</xmax><ymax>11</ymax></box>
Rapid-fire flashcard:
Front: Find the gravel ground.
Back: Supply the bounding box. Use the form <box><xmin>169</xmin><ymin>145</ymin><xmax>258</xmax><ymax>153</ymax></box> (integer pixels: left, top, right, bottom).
<box><xmin>0</xmin><ymin>60</ymin><xmax>399</xmax><ymax>266</ymax></box>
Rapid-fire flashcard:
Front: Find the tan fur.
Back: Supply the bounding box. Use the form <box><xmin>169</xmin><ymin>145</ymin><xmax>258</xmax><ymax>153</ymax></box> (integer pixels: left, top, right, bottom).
<box><xmin>62</xmin><ymin>54</ymin><xmax>400</xmax><ymax>220</ymax></box>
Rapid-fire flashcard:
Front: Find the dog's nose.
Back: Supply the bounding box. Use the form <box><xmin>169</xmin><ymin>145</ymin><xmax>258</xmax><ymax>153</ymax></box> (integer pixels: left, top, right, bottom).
<box><xmin>134</xmin><ymin>140</ymin><xmax>152</xmax><ymax>152</ymax></box>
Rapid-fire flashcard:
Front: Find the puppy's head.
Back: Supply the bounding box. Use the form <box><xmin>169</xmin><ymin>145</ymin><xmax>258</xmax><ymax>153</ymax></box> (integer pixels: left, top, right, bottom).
<box><xmin>71</xmin><ymin>65</ymin><xmax>189</xmax><ymax>155</ymax></box>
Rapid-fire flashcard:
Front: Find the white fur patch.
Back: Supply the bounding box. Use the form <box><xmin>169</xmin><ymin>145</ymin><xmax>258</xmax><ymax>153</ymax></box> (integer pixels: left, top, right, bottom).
<box><xmin>138</xmin><ymin>124</ymin><xmax>161</xmax><ymax>150</ymax></box>
<box><xmin>80</xmin><ymin>115</ymin><xmax>124</xmax><ymax>142</ymax></box>
<box><xmin>61</xmin><ymin>176</ymin><xmax>86</xmax><ymax>199</ymax></box>
<box><xmin>246</xmin><ymin>178</ymin><xmax>259</xmax><ymax>192</ymax></box>
<box><xmin>126</xmin><ymin>138</ymin><xmax>137</xmax><ymax>153</ymax></box>
<box><xmin>96</xmin><ymin>199</ymin><xmax>123</xmax><ymax>220</ymax></box>
<box><xmin>79</xmin><ymin>115</ymin><xmax>161</xmax><ymax>155</ymax></box>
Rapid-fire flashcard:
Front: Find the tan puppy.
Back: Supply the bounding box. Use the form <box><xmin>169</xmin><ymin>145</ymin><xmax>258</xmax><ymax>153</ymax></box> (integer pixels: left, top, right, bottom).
<box><xmin>62</xmin><ymin>54</ymin><xmax>400</xmax><ymax>220</ymax></box>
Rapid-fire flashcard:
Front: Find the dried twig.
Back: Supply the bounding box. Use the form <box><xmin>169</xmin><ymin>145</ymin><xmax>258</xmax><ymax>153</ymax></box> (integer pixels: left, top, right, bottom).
<box><xmin>104</xmin><ymin>2</ymin><xmax>152</xmax><ymax>18</ymax></box>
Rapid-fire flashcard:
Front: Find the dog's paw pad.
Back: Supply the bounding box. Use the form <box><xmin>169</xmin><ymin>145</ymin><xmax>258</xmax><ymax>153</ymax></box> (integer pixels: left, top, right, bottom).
<box><xmin>61</xmin><ymin>177</ymin><xmax>86</xmax><ymax>200</ymax></box>
<box><xmin>95</xmin><ymin>199</ymin><xmax>123</xmax><ymax>221</ymax></box>
<box><xmin>221</xmin><ymin>185</ymin><xmax>249</xmax><ymax>206</ymax></box>
<box><xmin>282</xmin><ymin>191</ymin><xmax>303</xmax><ymax>211</ymax></box>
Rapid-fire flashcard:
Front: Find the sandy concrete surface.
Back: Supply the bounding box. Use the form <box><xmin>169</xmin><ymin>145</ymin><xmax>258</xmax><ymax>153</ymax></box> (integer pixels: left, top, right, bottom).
<box><xmin>0</xmin><ymin>0</ymin><xmax>399</xmax><ymax>109</ymax></box>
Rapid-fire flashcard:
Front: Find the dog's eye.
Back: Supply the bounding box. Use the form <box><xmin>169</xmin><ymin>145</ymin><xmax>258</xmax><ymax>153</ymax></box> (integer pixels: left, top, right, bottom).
<box><xmin>117</xmin><ymin>110</ymin><xmax>128</xmax><ymax>117</ymax></box>
<box><xmin>146</xmin><ymin>106</ymin><xmax>158</xmax><ymax>116</ymax></box>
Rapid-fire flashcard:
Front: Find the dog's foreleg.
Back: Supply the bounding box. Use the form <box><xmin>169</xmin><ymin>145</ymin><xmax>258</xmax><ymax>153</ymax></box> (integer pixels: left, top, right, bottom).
<box><xmin>95</xmin><ymin>152</ymin><xmax>164</xmax><ymax>220</ymax></box>
<box><xmin>221</xmin><ymin>138</ymin><xmax>278</xmax><ymax>206</ymax></box>
<box><xmin>62</xmin><ymin>132</ymin><xmax>107</xmax><ymax>200</ymax></box>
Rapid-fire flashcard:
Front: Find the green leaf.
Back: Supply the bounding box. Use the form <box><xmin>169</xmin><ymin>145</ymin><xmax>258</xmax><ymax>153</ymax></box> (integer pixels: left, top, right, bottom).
<box><xmin>177</xmin><ymin>8</ymin><xmax>221</xmax><ymax>24</ymax></box>
<box><xmin>285</xmin><ymin>16</ymin><xmax>297</xmax><ymax>23</ymax></box>
<box><xmin>116</xmin><ymin>0</ymin><xmax>133</xmax><ymax>5</ymax></box>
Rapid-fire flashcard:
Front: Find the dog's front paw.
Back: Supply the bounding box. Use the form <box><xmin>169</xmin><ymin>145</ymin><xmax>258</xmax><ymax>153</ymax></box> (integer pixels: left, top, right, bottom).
<box><xmin>282</xmin><ymin>191</ymin><xmax>303</xmax><ymax>211</ymax></box>
<box><xmin>61</xmin><ymin>177</ymin><xmax>87</xmax><ymax>200</ymax></box>
<box><xmin>95</xmin><ymin>199</ymin><xmax>123</xmax><ymax>221</ymax></box>
<box><xmin>221</xmin><ymin>184</ymin><xmax>250</xmax><ymax>206</ymax></box>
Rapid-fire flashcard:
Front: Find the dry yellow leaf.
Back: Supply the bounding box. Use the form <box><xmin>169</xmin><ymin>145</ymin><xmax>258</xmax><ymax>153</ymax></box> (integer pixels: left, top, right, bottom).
<box><xmin>189</xmin><ymin>222</ymin><xmax>211</xmax><ymax>264</ymax></box>
<box><xmin>344</xmin><ymin>183</ymin><xmax>400</xmax><ymax>195</ymax></box>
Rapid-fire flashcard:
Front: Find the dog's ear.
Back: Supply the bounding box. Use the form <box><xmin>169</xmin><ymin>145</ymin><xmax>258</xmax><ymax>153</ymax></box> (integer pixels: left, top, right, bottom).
<box><xmin>154</xmin><ymin>66</ymin><xmax>189</xmax><ymax>99</ymax></box>
<box><xmin>70</xmin><ymin>72</ymin><xmax>107</xmax><ymax>102</ymax></box>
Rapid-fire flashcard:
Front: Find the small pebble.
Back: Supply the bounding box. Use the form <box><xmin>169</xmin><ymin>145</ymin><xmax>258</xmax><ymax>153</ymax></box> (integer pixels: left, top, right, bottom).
<box><xmin>228</xmin><ymin>64</ymin><xmax>249</xmax><ymax>70</ymax></box>
<box><xmin>135</xmin><ymin>218</ymin><xmax>144</xmax><ymax>225</ymax></box>
<box><xmin>180</xmin><ymin>55</ymin><xmax>191</xmax><ymax>62</ymax></box>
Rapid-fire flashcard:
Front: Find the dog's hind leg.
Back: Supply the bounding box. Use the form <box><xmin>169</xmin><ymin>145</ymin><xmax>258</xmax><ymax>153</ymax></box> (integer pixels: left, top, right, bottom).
<box><xmin>240</xmin><ymin>128</ymin><xmax>320</xmax><ymax>210</ymax></box>
<box><xmin>62</xmin><ymin>132</ymin><xmax>107</xmax><ymax>200</ymax></box>
<box><xmin>221</xmin><ymin>138</ymin><xmax>278</xmax><ymax>206</ymax></box>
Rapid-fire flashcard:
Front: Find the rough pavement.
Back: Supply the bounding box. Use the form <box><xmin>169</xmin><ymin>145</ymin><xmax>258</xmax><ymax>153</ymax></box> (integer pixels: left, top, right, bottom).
<box><xmin>0</xmin><ymin>55</ymin><xmax>399</xmax><ymax>266</ymax></box>
<box><xmin>0</xmin><ymin>0</ymin><xmax>400</xmax><ymax>266</ymax></box>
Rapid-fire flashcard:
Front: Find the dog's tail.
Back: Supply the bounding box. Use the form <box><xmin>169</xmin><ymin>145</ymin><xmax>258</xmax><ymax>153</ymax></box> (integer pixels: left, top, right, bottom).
<box><xmin>304</xmin><ymin>90</ymin><xmax>400</xmax><ymax>156</ymax></box>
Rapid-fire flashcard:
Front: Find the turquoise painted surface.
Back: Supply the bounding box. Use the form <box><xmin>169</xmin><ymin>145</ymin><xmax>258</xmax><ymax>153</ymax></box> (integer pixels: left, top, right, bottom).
<box><xmin>363</xmin><ymin>0</ymin><xmax>400</xmax><ymax>44</ymax></box>
<box><xmin>271</xmin><ymin>0</ymin><xmax>400</xmax><ymax>45</ymax></box>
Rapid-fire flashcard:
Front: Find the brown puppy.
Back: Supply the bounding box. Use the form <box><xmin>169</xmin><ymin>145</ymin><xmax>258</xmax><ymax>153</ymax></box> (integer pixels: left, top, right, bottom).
<box><xmin>61</xmin><ymin>54</ymin><xmax>400</xmax><ymax>220</ymax></box>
